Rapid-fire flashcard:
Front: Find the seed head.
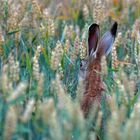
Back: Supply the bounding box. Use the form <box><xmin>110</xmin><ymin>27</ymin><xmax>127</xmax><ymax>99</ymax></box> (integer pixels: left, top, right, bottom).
<box><xmin>21</xmin><ymin>98</ymin><xmax>35</xmax><ymax>123</ymax></box>
<box><xmin>4</xmin><ymin>107</ymin><xmax>17</xmax><ymax>140</ymax></box>
<box><xmin>50</xmin><ymin>41</ymin><xmax>63</xmax><ymax>70</ymax></box>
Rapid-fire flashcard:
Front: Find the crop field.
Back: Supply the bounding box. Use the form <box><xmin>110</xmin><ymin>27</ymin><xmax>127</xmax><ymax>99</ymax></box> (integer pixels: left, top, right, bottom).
<box><xmin>0</xmin><ymin>0</ymin><xmax>140</xmax><ymax>140</ymax></box>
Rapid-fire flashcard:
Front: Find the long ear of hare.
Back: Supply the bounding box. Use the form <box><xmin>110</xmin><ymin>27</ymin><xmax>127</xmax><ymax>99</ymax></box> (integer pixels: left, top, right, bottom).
<box><xmin>96</xmin><ymin>22</ymin><xmax>118</xmax><ymax>57</ymax></box>
<box><xmin>88</xmin><ymin>23</ymin><xmax>100</xmax><ymax>56</ymax></box>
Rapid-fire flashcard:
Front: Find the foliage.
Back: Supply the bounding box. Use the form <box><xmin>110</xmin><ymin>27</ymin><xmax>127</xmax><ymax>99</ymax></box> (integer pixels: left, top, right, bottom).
<box><xmin>0</xmin><ymin>0</ymin><xmax>140</xmax><ymax>140</ymax></box>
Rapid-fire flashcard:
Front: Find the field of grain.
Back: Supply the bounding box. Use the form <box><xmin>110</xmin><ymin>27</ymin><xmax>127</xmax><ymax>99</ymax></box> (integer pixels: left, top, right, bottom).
<box><xmin>0</xmin><ymin>0</ymin><xmax>140</xmax><ymax>140</ymax></box>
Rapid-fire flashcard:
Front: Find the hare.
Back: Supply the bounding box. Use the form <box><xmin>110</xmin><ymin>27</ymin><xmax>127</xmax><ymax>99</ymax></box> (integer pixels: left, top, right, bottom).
<box><xmin>79</xmin><ymin>22</ymin><xmax>118</xmax><ymax>116</ymax></box>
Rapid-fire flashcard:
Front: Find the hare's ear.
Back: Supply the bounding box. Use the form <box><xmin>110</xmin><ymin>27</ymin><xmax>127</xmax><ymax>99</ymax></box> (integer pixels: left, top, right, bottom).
<box><xmin>97</xmin><ymin>22</ymin><xmax>118</xmax><ymax>57</ymax></box>
<box><xmin>88</xmin><ymin>23</ymin><xmax>100</xmax><ymax>56</ymax></box>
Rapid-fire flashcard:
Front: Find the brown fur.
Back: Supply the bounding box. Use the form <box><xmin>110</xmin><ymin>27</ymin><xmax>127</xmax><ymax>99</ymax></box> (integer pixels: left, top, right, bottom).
<box><xmin>81</xmin><ymin>55</ymin><xmax>105</xmax><ymax>116</ymax></box>
<box><xmin>80</xmin><ymin>22</ymin><xmax>118</xmax><ymax>116</ymax></box>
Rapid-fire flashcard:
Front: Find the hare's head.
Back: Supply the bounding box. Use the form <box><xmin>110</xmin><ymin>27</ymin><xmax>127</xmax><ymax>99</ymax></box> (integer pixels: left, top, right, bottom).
<box><xmin>79</xmin><ymin>22</ymin><xmax>118</xmax><ymax>81</ymax></box>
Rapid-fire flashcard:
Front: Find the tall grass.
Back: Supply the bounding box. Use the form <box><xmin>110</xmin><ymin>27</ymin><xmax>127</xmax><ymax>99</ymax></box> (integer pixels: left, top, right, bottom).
<box><xmin>0</xmin><ymin>0</ymin><xmax>140</xmax><ymax>140</ymax></box>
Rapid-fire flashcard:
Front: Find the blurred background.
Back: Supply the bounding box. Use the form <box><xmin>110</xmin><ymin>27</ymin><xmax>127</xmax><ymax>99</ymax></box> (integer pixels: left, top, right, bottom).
<box><xmin>0</xmin><ymin>0</ymin><xmax>140</xmax><ymax>140</ymax></box>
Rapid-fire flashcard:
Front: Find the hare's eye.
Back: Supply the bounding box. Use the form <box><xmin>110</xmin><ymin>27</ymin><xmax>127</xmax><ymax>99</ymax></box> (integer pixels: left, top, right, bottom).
<box><xmin>80</xmin><ymin>61</ymin><xmax>83</xmax><ymax>67</ymax></box>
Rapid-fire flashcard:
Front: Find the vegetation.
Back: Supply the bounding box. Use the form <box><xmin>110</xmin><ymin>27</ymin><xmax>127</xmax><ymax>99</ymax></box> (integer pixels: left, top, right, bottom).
<box><xmin>0</xmin><ymin>0</ymin><xmax>140</xmax><ymax>140</ymax></box>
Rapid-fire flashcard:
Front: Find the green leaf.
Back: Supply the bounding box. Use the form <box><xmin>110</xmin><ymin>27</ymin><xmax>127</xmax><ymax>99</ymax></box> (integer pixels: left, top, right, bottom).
<box><xmin>26</xmin><ymin>53</ymin><xmax>32</xmax><ymax>75</ymax></box>
<box><xmin>7</xmin><ymin>29</ymin><xmax>20</xmax><ymax>35</ymax></box>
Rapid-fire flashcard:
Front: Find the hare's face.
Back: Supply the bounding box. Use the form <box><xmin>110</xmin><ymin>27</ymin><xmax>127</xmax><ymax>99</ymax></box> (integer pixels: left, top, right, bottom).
<box><xmin>78</xmin><ymin>22</ymin><xmax>118</xmax><ymax>81</ymax></box>
<box><xmin>79</xmin><ymin>59</ymin><xmax>88</xmax><ymax>81</ymax></box>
